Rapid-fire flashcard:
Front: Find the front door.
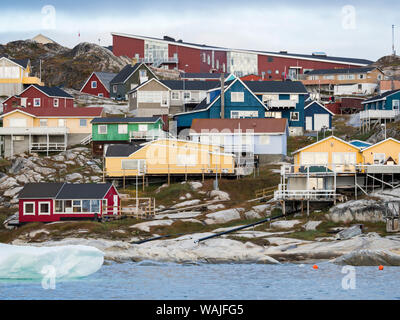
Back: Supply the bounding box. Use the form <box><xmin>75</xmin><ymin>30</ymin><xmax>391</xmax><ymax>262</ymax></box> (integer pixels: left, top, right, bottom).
<box><xmin>113</xmin><ymin>195</ymin><xmax>119</xmax><ymax>215</ymax></box>
<box><xmin>305</xmin><ymin>117</ymin><xmax>313</xmax><ymax>131</ymax></box>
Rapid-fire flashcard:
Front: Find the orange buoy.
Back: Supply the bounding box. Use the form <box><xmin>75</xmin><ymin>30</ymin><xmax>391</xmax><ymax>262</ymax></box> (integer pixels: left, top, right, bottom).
<box><xmin>379</xmin><ymin>265</ymin><xmax>384</xmax><ymax>270</ymax></box>
<box><xmin>313</xmin><ymin>264</ymin><xmax>318</xmax><ymax>269</ymax></box>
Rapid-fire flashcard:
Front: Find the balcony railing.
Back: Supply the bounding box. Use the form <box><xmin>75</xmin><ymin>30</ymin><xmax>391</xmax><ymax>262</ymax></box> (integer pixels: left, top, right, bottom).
<box><xmin>129</xmin><ymin>130</ymin><xmax>166</xmax><ymax>140</ymax></box>
<box><xmin>0</xmin><ymin>127</ymin><xmax>68</xmax><ymax>135</ymax></box>
<box><xmin>264</xmin><ymin>99</ymin><xmax>297</xmax><ymax>109</ymax></box>
<box><xmin>137</xmin><ymin>57</ymin><xmax>179</xmax><ymax>67</ymax></box>
<box><xmin>359</xmin><ymin>109</ymin><xmax>400</xmax><ymax>120</ymax></box>
<box><xmin>30</xmin><ymin>142</ymin><xmax>66</xmax><ymax>152</ymax></box>
<box><xmin>274</xmin><ymin>189</ymin><xmax>337</xmax><ymax>201</ymax></box>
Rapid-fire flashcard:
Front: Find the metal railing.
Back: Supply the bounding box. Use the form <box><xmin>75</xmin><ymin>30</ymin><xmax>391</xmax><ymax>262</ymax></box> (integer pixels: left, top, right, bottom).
<box><xmin>129</xmin><ymin>130</ymin><xmax>166</xmax><ymax>140</ymax></box>
<box><xmin>81</xmin><ymin>134</ymin><xmax>92</xmax><ymax>145</ymax></box>
<box><xmin>274</xmin><ymin>189</ymin><xmax>337</xmax><ymax>201</ymax></box>
<box><xmin>359</xmin><ymin>109</ymin><xmax>400</xmax><ymax>120</ymax></box>
<box><xmin>30</xmin><ymin>142</ymin><xmax>66</xmax><ymax>151</ymax></box>
<box><xmin>264</xmin><ymin>99</ymin><xmax>297</xmax><ymax>108</ymax></box>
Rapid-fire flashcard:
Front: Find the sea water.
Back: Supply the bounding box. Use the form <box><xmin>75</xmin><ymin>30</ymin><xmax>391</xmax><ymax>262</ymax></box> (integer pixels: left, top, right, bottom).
<box><xmin>0</xmin><ymin>261</ymin><xmax>399</xmax><ymax>300</ymax></box>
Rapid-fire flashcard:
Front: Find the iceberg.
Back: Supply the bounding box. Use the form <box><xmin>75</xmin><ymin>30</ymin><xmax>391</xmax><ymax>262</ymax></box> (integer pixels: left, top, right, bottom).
<box><xmin>0</xmin><ymin>243</ymin><xmax>104</xmax><ymax>279</ymax></box>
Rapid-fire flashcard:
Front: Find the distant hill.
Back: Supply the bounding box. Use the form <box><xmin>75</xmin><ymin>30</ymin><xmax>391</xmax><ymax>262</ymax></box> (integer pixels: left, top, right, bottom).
<box><xmin>0</xmin><ymin>40</ymin><xmax>131</xmax><ymax>90</ymax></box>
<box><xmin>370</xmin><ymin>54</ymin><xmax>400</xmax><ymax>79</ymax></box>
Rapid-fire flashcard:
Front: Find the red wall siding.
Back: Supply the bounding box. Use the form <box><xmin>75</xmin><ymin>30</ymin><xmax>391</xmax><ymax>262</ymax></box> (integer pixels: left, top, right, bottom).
<box><xmin>169</xmin><ymin>44</ymin><xmax>201</xmax><ymax>73</ymax></box>
<box><xmin>112</xmin><ymin>35</ymin><xmax>144</xmax><ymax>58</ymax></box>
<box><xmin>199</xmin><ymin>50</ymin><xmax>227</xmax><ymax>73</ymax></box>
<box><xmin>81</xmin><ymin>74</ymin><xmax>110</xmax><ymax>98</ymax></box>
<box><xmin>258</xmin><ymin>54</ymin><xmax>360</xmax><ymax>80</ymax></box>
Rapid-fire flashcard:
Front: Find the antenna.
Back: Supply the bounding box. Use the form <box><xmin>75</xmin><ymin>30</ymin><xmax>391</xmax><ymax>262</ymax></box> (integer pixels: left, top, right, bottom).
<box><xmin>393</xmin><ymin>25</ymin><xmax>396</xmax><ymax>56</ymax></box>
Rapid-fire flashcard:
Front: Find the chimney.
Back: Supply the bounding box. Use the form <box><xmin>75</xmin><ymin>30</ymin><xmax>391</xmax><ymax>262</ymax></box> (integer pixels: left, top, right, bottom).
<box><xmin>220</xmin><ymin>73</ymin><xmax>225</xmax><ymax>119</ymax></box>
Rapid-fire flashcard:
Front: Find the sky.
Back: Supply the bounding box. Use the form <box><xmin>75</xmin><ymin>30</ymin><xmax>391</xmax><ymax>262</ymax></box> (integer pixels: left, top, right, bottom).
<box><xmin>1</xmin><ymin>0</ymin><xmax>400</xmax><ymax>61</ymax></box>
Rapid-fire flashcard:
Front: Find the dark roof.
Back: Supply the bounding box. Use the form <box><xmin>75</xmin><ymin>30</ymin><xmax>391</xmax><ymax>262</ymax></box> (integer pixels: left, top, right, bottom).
<box><xmin>362</xmin><ymin>89</ymin><xmax>400</xmax><ymax>103</ymax></box>
<box><xmin>181</xmin><ymin>73</ymin><xmax>231</xmax><ymax>79</ymax></box>
<box><xmin>18</xmin><ymin>183</ymin><xmax>65</xmax><ymax>199</ymax></box>
<box><xmin>305</xmin><ymin>67</ymin><xmax>376</xmax><ymax>76</ymax></box>
<box><xmin>0</xmin><ymin>56</ymin><xmax>30</xmax><ymax>69</ymax></box>
<box><xmin>244</xmin><ymin>80</ymin><xmax>308</xmax><ymax>94</ymax></box>
<box><xmin>94</xmin><ymin>72</ymin><xmax>117</xmax><ymax>89</ymax></box>
<box><xmin>91</xmin><ymin>116</ymin><xmax>161</xmax><ymax>124</ymax></box>
<box><xmin>31</xmin><ymin>84</ymin><xmax>73</xmax><ymax>98</ymax></box>
<box><xmin>160</xmin><ymin>80</ymin><xmax>221</xmax><ymax>91</ymax></box>
<box><xmin>110</xmin><ymin>63</ymin><xmax>141</xmax><ymax>84</ymax></box>
<box><xmin>192</xmin><ymin>98</ymin><xmax>210</xmax><ymax>111</ymax></box>
<box><xmin>105</xmin><ymin>143</ymin><xmax>144</xmax><ymax>157</ymax></box>
<box><xmin>55</xmin><ymin>183</ymin><xmax>113</xmax><ymax>199</ymax></box>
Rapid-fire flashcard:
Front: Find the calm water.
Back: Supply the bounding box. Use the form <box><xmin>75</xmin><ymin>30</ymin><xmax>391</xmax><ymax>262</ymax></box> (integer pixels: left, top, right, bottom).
<box><xmin>0</xmin><ymin>261</ymin><xmax>399</xmax><ymax>300</ymax></box>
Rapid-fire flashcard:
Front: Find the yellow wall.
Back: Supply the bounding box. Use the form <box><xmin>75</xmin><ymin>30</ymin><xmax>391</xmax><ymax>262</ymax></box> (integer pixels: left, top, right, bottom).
<box><xmin>294</xmin><ymin>136</ymin><xmax>362</xmax><ymax>171</ymax></box>
<box><xmin>3</xmin><ymin>111</ymin><xmax>93</xmax><ymax>134</ymax></box>
<box><xmin>361</xmin><ymin>139</ymin><xmax>400</xmax><ymax>164</ymax></box>
<box><xmin>0</xmin><ymin>59</ymin><xmax>43</xmax><ymax>85</ymax></box>
<box><xmin>106</xmin><ymin>139</ymin><xmax>235</xmax><ymax>176</ymax></box>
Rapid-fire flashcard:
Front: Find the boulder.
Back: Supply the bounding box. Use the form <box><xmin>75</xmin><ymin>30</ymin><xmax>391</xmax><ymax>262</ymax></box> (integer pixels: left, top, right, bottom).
<box><xmin>15</xmin><ymin>174</ymin><xmax>29</xmax><ymax>184</ymax></box>
<box><xmin>65</xmin><ymin>151</ymin><xmax>78</xmax><ymax>160</ymax></box>
<box><xmin>171</xmin><ymin>199</ymin><xmax>201</xmax><ymax>208</ymax></box>
<box><xmin>207</xmin><ymin>204</ymin><xmax>225</xmax><ymax>211</ymax></box>
<box><xmin>244</xmin><ymin>210</ymin><xmax>262</xmax><ymax>220</ymax></box>
<box><xmin>328</xmin><ymin>200</ymin><xmax>385</xmax><ymax>223</ymax></box>
<box><xmin>270</xmin><ymin>220</ymin><xmax>302</xmax><ymax>230</ymax></box>
<box><xmin>155</xmin><ymin>184</ymin><xmax>169</xmax><ymax>194</ymax></box>
<box><xmin>34</xmin><ymin>167</ymin><xmax>57</xmax><ymax>176</ymax></box>
<box><xmin>3</xmin><ymin>187</ymin><xmax>24</xmax><ymax>198</ymax></box>
<box><xmin>185</xmin><ymin>193</ymin><xmax>192</xmax><ymax>199</ymax></box>
<box><xmin>209</xmin><ymin>190</ymin><xmax>230</xmax><ymax>201</ymax></box>
<box><xmin>333</xmin><ymin>249</ymin><xmax>400</xmax><ymax>266</ymax></box>
<box><xmin>188</xmin><ymin>181</ymin><xmax>202</xmax><ymax>191</ymax></box>
<box><xmin>90</xmin><ymin>176</ymin><xmax>102</xmax><ymax>183</ymax></box>
<box><xmin>65</xmin><ymin>173</ymin><xmax>83</xmax><ymax>182</ymax></box>
<box><xmin>204</xmin><ymin>208</ymin><xmax>244</xmax><ymax>225</ymax></box>
<box><xmin>52</xmin><ymin>155</ymin><xmax>65</xmax><ymax>162</ymax></box>
<box><xmin>252</xmin><ymin>204</ymin><xmax>271</xmax><ymax>214</ymax></box>
<box><xmin>0</xmin><ymin>177</ymin><xmax>19</xmax><ymax>190</ymax></box>
<box><xmin>130</xmin><ymin>219</ymin><xmax>174</xmax><ymax>232</ymax></box>
<box><xmin>335</xmin><ymin>225</ymin><xmax>362</xmax><ymax>240</ymax></box>
<box><xmin>303</xmin><ymin>221</ymin><xmax>322</xmax><ymax>231</ymax></box>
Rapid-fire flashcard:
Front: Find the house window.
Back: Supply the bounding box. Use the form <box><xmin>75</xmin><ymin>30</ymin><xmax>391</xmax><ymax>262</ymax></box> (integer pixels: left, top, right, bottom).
<box><xmin>393</xmin><ymin>100</ymin><xmax>400</xmax><ymax>110</ymax></box>
<box><xmin>259</xmin><ymin>135</ymin><xmax>270</xmax><ymax>145</ymax></box>
<box><xmin>55</xmin><ymin>200</ymin><xmax>63</xmax><ymax>213</ymax></box>
<box><xmin>80</xmin><ymin>119</ymin><xmax>87</xmax><ymax>127</ymax></box>
<box><xmin>91</xmin><ymin>81</ymin><xmax>97</xmax><ymax>89</ymax></box>
<box><xmin>139</xmin><ymin>70</ymin><xmax>147</xmax><ymax>77</ymax></box>
<box><xmin>231</xmin><ymin>110</ymin><xmax>258</xmax><ymax>118</ymax></box>
<box><xmin>82</xmin><ymin>200</ymin><xmax>91</xmax><ymax>213</ymax></box>
<box><xmin>223</xmin><ymin>63</ymin><xmax>226</xmax><ymax>73</ymax></box>
<box><xmin>9</xmin><ymin>118</ymin><xmax>27</xmax><ymax>127</ymax></box>
<box><xmin>268</xmin><ymin>57</ymin><xmax>274</xmax><ymax>62</ymax></box>
<box><xmin>12</xmin><ymin>136</ymin><xmax>24</xmax><ymax>141</ymax></box>
<box><xmin>73</xmin><ymin>200</ymin><xmax>82</xmax><ymax>213</ymax></box>
<box><xmin>91</xmin><ymin>200</ymin><xmax>100</xmax><ymax>213</ymax></box>
<box><xmin>138</xmin><ymin>124</ymin><xmax>148</xmax><ymax>131</ymax></box>
<box><xmin>39</xmin><ymin>119</ymin><xmax>48</xmax><ymax>127</ymax></box>
<box><xmin>231</xmin><ymin>92</ymin><xmax>244</xmax><ymax>102</ymax></box>
<box><xmin>23</xmin><ymin>202</ymin><xmax>35</xmax><ymax>215</ymax></box>
<box><xmin>98</xmin><ymin>125</ymin><xmax>107</xmax><ymax>134</ymax></box>
<box><xmin>113</xmin><ymin>85</ymin><xmax>117</xmax><ymax>93</ymax></box>
<box><xmin>202</xmin><ymin>53</ymin><xmax>206</xmax><ymax>63</ymax></box>
<box><xmin>54</xmin><ymin>99</ymin><xmax>59</xmax><ymax>107</ymax></box>
<box><xmin>216</xmin><ymin>60</ymin><xmax>219</xmax><ymax>69</ymax></box>
<box><xmin>171</xmin><ymin>91</ymin><xmax>180</xmax><ymax>100</ymax></box>
<box><xmin>98</xmin><ymin>93</ymin><xmax>104</xmax><ymax>97</ymax></box>
<box><xmin>57</xmin><ymin>119</ymin><xmax>66</xmax><ymax>127</ymax></box>
<box><xmin>374</xmin><ymin>153</ymin><xmax>386</xmax><ymax>164</ymax></box>
<box><xmin>183</xmin><ymin>91</ymin><xmax>191</xmax><ymax>101</ymax></box>
<box><xmin>34</xmin><ymin>98</ymin><xmax>41</xmax><ymax>107</ymax></box>
<box><xmin>290</xmin><ymin>112</ymin><xmax>299</xmax><ymax>121</ymax></box>
<box><xmin>118</xmin><ymin>124</ymin><xmax>128</xmax><ymax>134</ymax></box>
<box><xmin>358</xmin><ymin>84</ymin><xmax>362</xmax><ymax>90</ymax></box>
<box><xmin>161</xmin><ymin>92</ymin><xmax>169</xmax><ymax>106</ymax></box>
<box><xmin>207</xmin><ymin>55</ymin><xmax>211</xmax><ymax>65</ymax></box>
<box><xmin>102</xmin><ymin>199</ymin><xmax>108</xmax><ymax>214</ymax></box>
<box><xmin>38</xmin><ymin>202</ymin><xmax>51</xmax><ymax>215</ymax></box>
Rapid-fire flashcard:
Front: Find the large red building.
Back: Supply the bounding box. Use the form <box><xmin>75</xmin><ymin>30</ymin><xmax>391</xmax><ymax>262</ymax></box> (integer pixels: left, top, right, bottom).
<box><xmin>111</xmin><ymin>32</ymin><xmax>373</xmax><ymax>80</ymax></box>
<box><xmin>80</xmin><ymin>72</ymin><xmax>117</xmax><ymax>98</ymax></box>
<box><xmin>2</xmin><ymin>85</ymin><xmax>74</xmax><ymax>114</ymax></box>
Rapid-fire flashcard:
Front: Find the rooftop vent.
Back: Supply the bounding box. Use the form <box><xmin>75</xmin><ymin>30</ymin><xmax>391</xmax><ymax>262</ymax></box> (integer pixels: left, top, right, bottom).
<box><xmin>312</xmin><ymin>52</ymin><xmax>327</xmax><ymax>57</ymax></box>
<box><xmin>163</xmin><ymin>36</ymin><xmax>175</xmax><ymax>42</ymax></box>
<box><xmin>279</xmin><ymin>50</ymin><xmax>288</xmax><ymax>54</ymax></box>
<box><xmin>177</xmin><ymin>39</ymin><xmax>183</xmax><ymax>43</ymax></box>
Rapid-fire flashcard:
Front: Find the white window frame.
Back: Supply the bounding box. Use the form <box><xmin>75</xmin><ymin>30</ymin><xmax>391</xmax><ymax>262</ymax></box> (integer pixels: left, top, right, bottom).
<box><xmin>10</xmin><ymin>118</ymin><xmax>27</xmax><ymax>127</ymax></box>
<box><xmin>33</xmin><ymin>98</ymin><xmax>41</xmax><ymax>107</ymax></box>
<box><xmin>113</xmin><ymin>85</ymin><xmax>117</xmax><ymax>93</ymax></box>
<box><xmin>39</xmin><ymin>119</ymin><xmax>48</xmax><ymax>127</ymax></box>
<box><xmin>80</xmin><ymin>119</ymin><xmax>88</xmax><ymax>127</ymax></box>
<box><xmin>91</xmin><ymin>81</ymin><xmax>97</xmax><ymax>88</ymax></box>
<box><xmin>118</xmin><ymin>124</ymin><xmax>128</xmax><ymax>134</ymax></box>
<box><xmin>98</xmin><ymin>125</ymin><xmax>107</xmax><ymax>134</ymax></box>
<box><xmin>373</xmin><ymin>153</ymin><xmax>386</xmax><ymax>164</ymax></box>
<box><xmin>231</xmin><ymin>92</ymin><xmax>244</xmax><ymax>102</ymax></box>
<box><xmin>393</xmin><ymin>100</ymin><xmax>400</xmax><ymax>110</ymax></box>
<box><xmin>38</xmin><ymin>201</ymin><xmax>51</xmax><ymax>215</ymax></box>
<box><xmin>138</xmin><ymin>124</ymin><xmax>148</xmax><ymax>132</ymax></box>
<box><xmin>54</xmin><ymin>98</ymin><xmax>59</xmax><ymax>107</ymax></box>
<box><xmin>23</xmin><ymin>202</ymin><xmax>36</xmax><ymax>216</ymax></box>
<box><xmin>183</xmin><ymin>91</ymin><xmax>191</xmax><ymax>101</ymax></box>
<box><xmin>58</xmin><ymin>119</ymin><xmax>66</xmax><ymax>127</ymax></box>
<box><xmin>290</xmin><ymin>112</ymin><xmax>299</xmax><ymax>121</ymax></box>
<box><xmin>98</xmin><ymin>93</ymin><xmax>104</xmax><ymax>97</ymax></box>
<box><xmin>171</xmin><ymin>91</ymin><xmax>180</xmax><ymax>100</ymax></box>
<box><xmin>73</xmin><ymin>200</ymin><xmax>82</xmax><ymax>213</ymax></box>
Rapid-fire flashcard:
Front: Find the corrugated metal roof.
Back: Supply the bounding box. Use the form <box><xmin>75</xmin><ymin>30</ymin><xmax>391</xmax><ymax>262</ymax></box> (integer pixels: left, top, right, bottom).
<box><xmin>94</xmin><ymin>72</ymin><xmax>117</xmax><ymax>89</ymax></box>
<box><xmin>181</xmin><ymin>73</ymin><xmax>231</xmax><ymax>79</ymax></box>
<box><xmin>105</xmin><ymin>143</ymin><xmax>144</xmax><ymax>157</ymax></box>
<box><xmin>18</xmin><ymin>183</ymin><xmax>65</xmax><ymax>199</ymax></box>
<box><xmin>55</xmin><ymin>183</ymin><xmax>113</xmax><ymax>199</ymax></box>
<box><xmin>244</xmin><ymin>81</ymin><xmax>308</xmax><ymax>93</ymax></box>
<box><xmin>305</xmin><ymin>67</ymin><xmax>376</xmax><ymax>75</ymax></box>
<box><xmin>110</xmin><ymin>63</ymin><xmax>141</xmax><ymax>84</ymax></box>
<box><xmin>91</xmin><ymin>116</ymin><xmax>161</xmax><ymax>124</ymax></box>
<box><xmin>161</xmin><ymin>80</ymin><xmax>221</xmax><ymax>90</ymax></box>
<box><xmin>2</xmin><ymin>107</ymin><xmax>104</xmax><ymax>118</ymax></box>
<box><xmin>362</xmin><ymin>89</ymin><xmax>400</xmax><ymax>103</ymax></box>
<box><xmin>190</xmin><ymin>118</ymin><xmax>288</xmax><ymax>134</ymax></box>
<box><xmin>32</xmin><ymin>85</ymin><xmax>73</xmax><ymax>98</ymax></box>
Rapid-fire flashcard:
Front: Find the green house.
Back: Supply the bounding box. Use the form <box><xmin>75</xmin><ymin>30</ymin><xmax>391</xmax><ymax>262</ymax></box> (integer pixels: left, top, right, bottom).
<box><xmin>91</xmin><ymin>116</ymin><xmax>165</xmax><ymax>155</ymax></box>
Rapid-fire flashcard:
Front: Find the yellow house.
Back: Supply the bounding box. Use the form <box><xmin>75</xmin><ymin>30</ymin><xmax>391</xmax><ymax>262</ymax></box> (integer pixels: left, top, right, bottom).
<box><xmin>361</xmin><ymin>138</ymin><xmax>400</xmax><ymax>165</ymax></box>
<box><xmin>0</xmin><ymin>108</ymin><xmax>103</xmax><ymax>157</ymax></box>
<box><xmin>0</xmin><ymin>57</ymin><xmax>43</xmax><ymax>97</ymax></box>
<box><xmin>105</xmin><ymin>138</ymin><xmax>235</xmax><ymax>177</ymax></box>
<box><xmin>292</xmin><ymin>135</ymin><xmax>363</xmax><ymax>172</ymax></box>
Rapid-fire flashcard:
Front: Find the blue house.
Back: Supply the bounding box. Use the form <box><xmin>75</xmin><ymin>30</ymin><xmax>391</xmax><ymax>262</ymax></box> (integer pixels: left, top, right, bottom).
<box><xmin>174</xmin><ymin>78</ymin><xmax>308</xmax><ymax>136</ymax></box>
<box><xmin>304</xmin><ymin>100</ymin><xmax>334</xmax><ymax>131</ymax></box>
<box><xmin>173</xmin><ymin>78</ymin><xmax>268</xmax><ymax>129</ymax></box>
<box><xmin>360</xmin><ymin>89</ymin><xmax>400</xmax><ymax>131</ymax></box>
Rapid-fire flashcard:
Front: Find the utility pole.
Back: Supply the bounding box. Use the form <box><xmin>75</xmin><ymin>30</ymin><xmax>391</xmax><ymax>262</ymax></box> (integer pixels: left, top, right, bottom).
<box><xmin>393</xmin><ymin>25</ymin><xmax>396</xmax><ymax>56</ymax></box>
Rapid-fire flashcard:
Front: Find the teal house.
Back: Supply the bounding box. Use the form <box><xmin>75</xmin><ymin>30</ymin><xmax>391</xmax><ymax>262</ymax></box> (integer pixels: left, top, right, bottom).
<box><xmin>173</xmin><ymin>78</ymin><xmax>307</xmax><ymax>136</ymax></box>
<box><xmin>91</xmin><ymin>116</ymin><xmax>165</xmax><ymax>155</ymax></box>
<box><xmin>173</xmin><ymin>78</ymin><xmax>268</xmax><ymax>130</ymax></box>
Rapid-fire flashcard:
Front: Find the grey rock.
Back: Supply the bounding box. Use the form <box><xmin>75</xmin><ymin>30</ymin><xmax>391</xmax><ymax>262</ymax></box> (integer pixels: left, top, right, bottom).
<box><xmin>34</xmin><ymin>167</ymin><xmax>57</xmax><ymax>175</ymax></box>
<box><xmin>209</xmin><ymin>190</ymin><xmax>230</xmax><ymax>201</ymax></box>
<box><xmin>65</xmin><ymin>173</ymin><xmax>83</xmax><ymax>182</ymax></box>
<box><xmin>0</xmin><ymin>177</ymin><xmax>19</xmax><ymax>190</ymax></box>
<box><xmin>244</xmin><ymin>210</ymin><xmax>262</xmax><ymax>220</ymax></box>
<box><xmin>328</xmin><ymin>200</ymin><xmax>385</xmax><ymax>223</ymax></box>
<box><xmin>333</xmin><ymin>249</ymin><xmax>400</xmax><ymax>266</ymax></box>
<box><xmin>204</xmin><ymin>208</ymin><xmax>244</xmax><ymax>225</ymax></box>
<box><xmin>303</xmin><ymin>221</ymin><xmax>322</xmax><ymax>231</ymax></box>
<box><xmin>335</xmin><ymin>225</ymin><xmax>362</xmax><ymax>240</ymax></box>
<box><xmin>3</xmin><ymin>186</ymin><xmax>24</xmax><ymax>198</ymax></box>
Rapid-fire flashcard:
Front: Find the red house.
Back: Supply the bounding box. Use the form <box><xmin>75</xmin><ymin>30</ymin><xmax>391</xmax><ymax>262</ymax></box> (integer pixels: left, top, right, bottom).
<box><xmin>80</xmin><ymin>72</ymin><xmax>117</xmax><ymax>98</ymax></box>
<box><xmin>18</xmin><ymin>182</ymin><xmax>120</xmax><ymax>223</ymax></box>
<box><xmin>2</xmin><ymin>85</ymin><xmax>74</xmax><ymax>114</ymax></box>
